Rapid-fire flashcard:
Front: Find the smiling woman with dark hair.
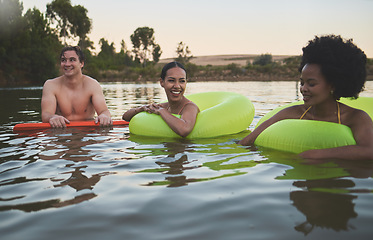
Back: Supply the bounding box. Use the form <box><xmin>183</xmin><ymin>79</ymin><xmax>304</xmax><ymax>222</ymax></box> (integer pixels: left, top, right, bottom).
<box><xmin>239</xmin><ymin>35</ymin><xmax>373</xmax><ymax>160</ymax></box>
<box><xmin>122</xmin><ymin>61</ymin><xmax>200</xmax><ymax>137</ymax></box>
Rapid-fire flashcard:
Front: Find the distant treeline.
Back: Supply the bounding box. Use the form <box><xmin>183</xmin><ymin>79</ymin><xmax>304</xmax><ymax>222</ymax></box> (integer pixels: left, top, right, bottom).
<box><xmin>1</xmin><ymin>0</ymin><xmax>165</xmax><ymax>86</ymax></box>
<box><xmin>1</xmin><ymin>0</ymin><xmax>372</xmax><ymax>87</ymax></box>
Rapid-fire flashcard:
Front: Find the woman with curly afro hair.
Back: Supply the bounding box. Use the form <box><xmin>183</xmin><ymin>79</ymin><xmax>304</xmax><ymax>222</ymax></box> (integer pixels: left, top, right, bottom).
<box><xmin>239</xmin><ymin>35</ymin><xmax>373</xmax><ymax>160</ymax></box>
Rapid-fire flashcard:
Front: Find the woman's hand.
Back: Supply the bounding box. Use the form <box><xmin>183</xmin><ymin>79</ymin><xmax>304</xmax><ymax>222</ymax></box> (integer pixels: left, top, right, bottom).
<box><xmin>144</xmin><ymin>103</ymin><xmax>165</xmax><ymax>115</ymax></box>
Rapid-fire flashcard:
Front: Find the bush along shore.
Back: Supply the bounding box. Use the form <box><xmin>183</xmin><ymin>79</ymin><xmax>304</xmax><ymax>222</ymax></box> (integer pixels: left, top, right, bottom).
<box><xmin>95</xmin><ymin>55</ymin><xmax>373</xmax><ymax>83</ymax></box>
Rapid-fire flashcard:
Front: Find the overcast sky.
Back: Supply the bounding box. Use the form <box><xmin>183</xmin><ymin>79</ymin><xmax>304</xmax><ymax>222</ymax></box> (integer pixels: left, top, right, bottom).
<box><xmin>22</xmin><ymin>0</ymin><xmax>373</xmax><ymax>58</ymax></box>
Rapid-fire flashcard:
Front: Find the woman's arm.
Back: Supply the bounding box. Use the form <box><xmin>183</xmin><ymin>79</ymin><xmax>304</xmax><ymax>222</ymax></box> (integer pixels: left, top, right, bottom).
<box><xmin>122</xmin><ymin>106</ymin><xmax>146</xmax><ymax>121</ymax></box>
<box><xmin>152</xmin><ymin>103</ymin><xmax>200</xmax><ymax>137</ymax></box>
<box><xmin>238</xmin><ymin>107</ymin><xmax>295</xmax><ymax>146</ymax></box>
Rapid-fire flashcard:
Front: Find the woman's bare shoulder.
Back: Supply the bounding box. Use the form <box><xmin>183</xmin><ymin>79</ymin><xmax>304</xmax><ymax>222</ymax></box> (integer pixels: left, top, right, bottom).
<box><xmin>185</xmin><ymin>100</ymin><xmax>200</xmax><ymax>112</ymax></box>
<box><xmin>275</xmin><ymin>104</ymin><xmax>306</xmax><ymax>119</ymax></box>
<box><xmin>342</xmin><ymin>103</ymin><xmax>372</xmax><ymax>125</ymax></box>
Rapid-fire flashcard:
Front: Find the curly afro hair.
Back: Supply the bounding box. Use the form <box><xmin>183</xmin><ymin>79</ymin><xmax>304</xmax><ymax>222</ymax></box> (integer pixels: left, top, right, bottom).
<box><xmin>299</xmin><ymin>35</ymin><xmax>367</xmax><ymax>100</ymax></box>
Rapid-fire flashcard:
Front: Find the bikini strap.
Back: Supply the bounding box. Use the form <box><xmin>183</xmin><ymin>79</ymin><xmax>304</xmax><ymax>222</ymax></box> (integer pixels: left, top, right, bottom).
<box><xmin>177</xmin><ymin>100</ymin><xmax>192</xmax><ymax>115</ymax></box>
<box><xmin>299</xmin><ymin>103</ymin><xmax>341</xmax><ymax>124</ymax></box>
<box><xmin>300</xmin><ymin>106</ymin><xmax>312</xmax><ymax>120</ymax></box>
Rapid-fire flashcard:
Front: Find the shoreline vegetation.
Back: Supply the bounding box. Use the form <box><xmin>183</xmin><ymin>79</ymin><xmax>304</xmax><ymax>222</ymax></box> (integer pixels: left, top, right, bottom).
<box><xmin>98</xmin><ymin>54</ymin><xmax>373</xmax><ymax>83</ymax></box>
<box><xmin>98</xmin><ymin>54</ymin><xmax>297</xmax><ymax>82</ymax></box>
<box><xmin>1</xmin><ymin>0</ymin><xmax>372</xmax><ymax>87</ymax></box>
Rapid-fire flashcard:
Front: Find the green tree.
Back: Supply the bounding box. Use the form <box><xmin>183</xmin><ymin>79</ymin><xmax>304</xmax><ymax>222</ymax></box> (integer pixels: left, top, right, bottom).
<box><xmin>23</xmin><ymin>8</ymin><xmax>61</xmax><ymax>84</ymax></box>
<box><xmin>95</xmin><ymin>38</ymin><xmax>116</xmax><ymax>69</ymax></box>
<box><xmin>0</xmin><ymin>0</ymin><xmax>61</xmax><ymax>86</ymax></box>
<box><xmin>70</xmin><ymin>5</ymin><xmax>91</xmax><ymax>44</ymax></box>
<box><xmin>98</xmin><ymin>38</ymin><xmax>115</xmax><ymax>59</ymax></box>
<box><xmin>152</xmin><ymin>44</ymin><xmax>162</xmax><ymax>64</ymax></box>
<box><xmin>0</xmin><ymin>0</ymin><xmax>25</xmax><ymax>84</ymax></box>
<box><xmin>130</xmin><ymin>27</ymin><xmax>161</xmax><ymax>67</ymax></box>
<box><xmin>46</xmin><ymin>0</ymin><xmax>72</xmax><ymax>44</ymax></box>
<box><xmin>120</xmin><ymin>39</ymin><xmax>128</xmax><ymax>53</ymax></box>
<box><xmin>78</xmin><ymin>37</ymin><xmax>94</xmax><ymax>51</ymax></box>
<box><xmin>118</xmin><ymin>39</ymin><xmax>133</xmax><ymax>67</ymax></box>
<box><xmin>175</xmin><ymin>41</ymin><xmax>193</xmax><ymax>65</ymax></box>
<box><xmin>0</xmin><ymin>0</ymin><xmax>23</xmax><ymax>31</ymax></box>
<box><xmin>283</xmin><ymin>56</ymin><xmax>301</xmax><ymax>66</ymax></box>
<box><xmin>46</xmin><ymin>0</ymin><xmax>91</xmax><ymax>46</ymax></box>
<box><xmin>253</xmin><ymin>53</ymin><xmax>273</xmax><ymax>66</ymax></box>
<box><xmin>227</xmin><ymin>63</ymin><xmax>242</xmax><ymax>75</ymax></box>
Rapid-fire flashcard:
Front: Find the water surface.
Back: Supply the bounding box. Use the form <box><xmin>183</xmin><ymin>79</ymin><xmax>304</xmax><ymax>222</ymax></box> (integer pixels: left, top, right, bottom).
<box><xmin>1</xmin><ymin>81</ymin><xmax>373</xmax><ymax>240</ymax></box>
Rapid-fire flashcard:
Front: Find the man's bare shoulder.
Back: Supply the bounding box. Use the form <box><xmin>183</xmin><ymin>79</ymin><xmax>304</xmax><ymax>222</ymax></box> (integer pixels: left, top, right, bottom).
<box><xmin>42</xmin><ymin>77</ymin><xmax>65</xmax><ymax>94</ymax></box>
<box><xmin>43</xmin><ymin>76</ymin><xmax>64</xmax><ymax>87</ymax></box>
<box><xmin>83</xmin><ymin>75</ymin><xmax>99</xmax><ymax>83</ymax></box>
<box><xmin>82</xmin><ymin>75</ymin><xmax>102</xmax><ymax>90</ymax></box>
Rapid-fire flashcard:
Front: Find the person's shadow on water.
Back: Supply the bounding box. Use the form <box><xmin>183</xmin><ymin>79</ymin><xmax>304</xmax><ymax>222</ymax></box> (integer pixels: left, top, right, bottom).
<box><xmin>291</xmin><ymin>178</ymin><xmax>358</xmax><ymax>235</ymax></box>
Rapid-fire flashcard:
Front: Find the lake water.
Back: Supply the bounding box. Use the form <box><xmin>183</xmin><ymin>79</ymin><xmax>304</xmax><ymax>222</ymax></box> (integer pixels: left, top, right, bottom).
<box><xmin>1</xmin><ymin>81</ymin><xmax>373</xmax><ymax>240</ymax></box>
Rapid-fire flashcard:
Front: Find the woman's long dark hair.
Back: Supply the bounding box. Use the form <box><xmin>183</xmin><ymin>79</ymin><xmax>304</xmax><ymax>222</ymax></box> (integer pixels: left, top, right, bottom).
<box><xmin>160</xmin><ymin>61</ymin><xmax>186</xmax><ymax>80</ymax></box>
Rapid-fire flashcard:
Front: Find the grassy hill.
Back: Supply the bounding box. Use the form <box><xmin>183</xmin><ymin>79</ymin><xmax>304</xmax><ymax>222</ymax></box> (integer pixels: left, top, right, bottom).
<box><xmin>159</xmin><ymin>54</ymin><xmax>294</xmax><ymax>66</ymax></box>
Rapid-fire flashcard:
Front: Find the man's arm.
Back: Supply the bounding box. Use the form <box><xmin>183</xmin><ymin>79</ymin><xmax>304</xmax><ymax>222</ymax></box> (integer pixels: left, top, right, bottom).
<box><xmin>90</xmin><ymin>80</ymin><xmax>112</xmax><ymax>126</ymax></box>
<box><xmin>41</xmin><ymin>80</ymin><xmax>70</xmax><ymax>128</ymax></box>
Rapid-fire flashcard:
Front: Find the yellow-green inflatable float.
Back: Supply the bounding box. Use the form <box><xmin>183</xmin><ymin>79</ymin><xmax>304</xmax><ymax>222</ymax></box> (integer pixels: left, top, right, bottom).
<box><xmin>254</xmin><ymin>97</ymin><xmax>373</xmax><ymax>154</ymax></box>
<box><xmin>129</xmin><ymin>91</ymin><xmax>255</xmax><ymax>139</ymax></box>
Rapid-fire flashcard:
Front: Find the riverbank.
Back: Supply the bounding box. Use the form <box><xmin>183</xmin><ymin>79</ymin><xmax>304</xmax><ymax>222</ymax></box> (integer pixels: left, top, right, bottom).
<box><xmin>97</xmin><ymin>54</ymin><xmax>301</xmax><ymax>83</ymax></box>
<box><xmin>125</xmin><ymin>54</ymin><xmax>373</xmax><ymax>82</ymax></box>
<box><xmin>159</xmin><ymin>54</ymin><xmax>292</xmax><ymax>66</ymax></box>
<box><xmin>2</xmin><ymin>54</ymin><xmax>372</xmax><ymax>87</ymax></box>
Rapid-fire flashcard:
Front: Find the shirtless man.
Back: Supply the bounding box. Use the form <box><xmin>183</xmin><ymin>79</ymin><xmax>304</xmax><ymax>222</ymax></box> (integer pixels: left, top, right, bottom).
<box><xmin>41</xmin><ymin>46</ymin><xmax>112</xmax><ymax>128</ymax></box>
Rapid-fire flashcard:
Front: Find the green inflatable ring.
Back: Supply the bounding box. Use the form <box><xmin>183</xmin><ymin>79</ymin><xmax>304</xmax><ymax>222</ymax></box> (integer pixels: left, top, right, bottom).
<box><xmin>256</xmin><ymin>97</ymin><xmax>373</xmax><ymax>128</ymax></box>
<box><xmin>255</xmin><ymin>119</ymin><xmax>356</xmax><ymax>154</ymax></box>
<box><xmin>129</xmin><ymin>91</ymin><xmax>255</xmax><ymax>139</ymax></box>
<box><xmin>254</xmin><ymin>97</ymin><xmax>373</xmax><ymax>154</ymax></box>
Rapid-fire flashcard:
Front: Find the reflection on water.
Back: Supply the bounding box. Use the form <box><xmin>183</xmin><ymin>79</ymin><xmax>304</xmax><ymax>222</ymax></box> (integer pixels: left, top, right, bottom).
<box><xmin>1</xmin><ymin>81</ymin><xmax>373</xmax><ymax>240</ymax></box>
<box><xmin>291</xmin><ymin>179</ymin><xmax>358</xmax><ymax>234</ymax></box>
